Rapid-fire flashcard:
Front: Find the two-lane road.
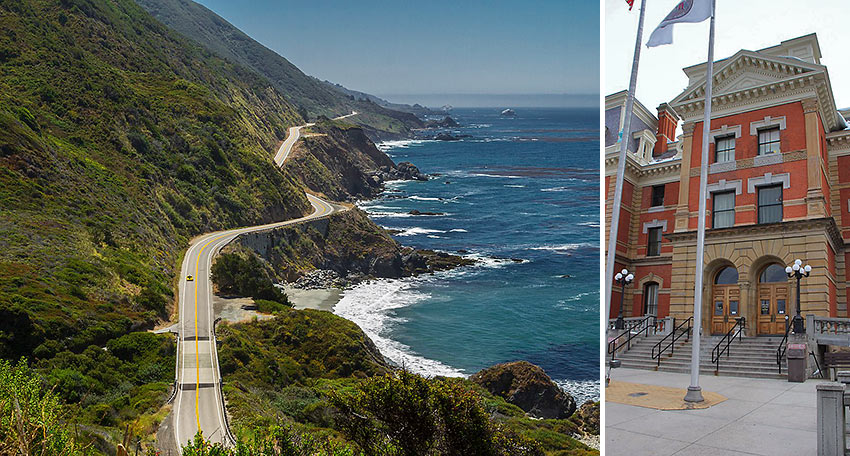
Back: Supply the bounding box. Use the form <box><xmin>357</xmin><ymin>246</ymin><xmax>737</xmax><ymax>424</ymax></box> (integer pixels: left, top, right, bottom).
<box><xmin>173</xmin><ymin>195</ymin><xmax>338</xmax><ymax>447</ymax></box>
<box><xmin>172</xmin><ymin>112</ymin><xmax>355</xmax><ymax>450</ymax></box>
<box><xmin>273</xmin><ymin>111</ymin><xmax>357</xmax><ymax>166</ymax></box>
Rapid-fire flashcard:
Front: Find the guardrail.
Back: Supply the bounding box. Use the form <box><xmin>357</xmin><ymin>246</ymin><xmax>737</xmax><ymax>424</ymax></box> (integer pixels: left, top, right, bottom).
<box><xmin>212</xmin><ymin>316</ymin><xmax>237</xmax><ymax>446</ymax></box>
<box><xmin>167</xmin><ymin>331</ymin><xmax>180</xmax><ymax>404</ymax></box>
<box><xmin>651</xmin><ymin>317</ymin><xmax>692</xmax><ymax>368</ymax></box>
<box><xmin>607</xmin><ymin>315</ymin><xmax>657</xmax><ymax>359</ymax></box>
<box><xmin>711</xmin><ymin>317</ymin><xmax>746</xmax><ymax>374</ymax></box>
<box><xmin>775</xmin><ymin>315</ymin><xmax>791</xmax><ymax>374</ymax></box>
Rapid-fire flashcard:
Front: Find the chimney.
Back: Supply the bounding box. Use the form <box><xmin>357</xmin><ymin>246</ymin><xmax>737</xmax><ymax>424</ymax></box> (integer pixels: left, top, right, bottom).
<box><xmin>654</xmin><ymin>103</ymin><xmax>680</xmax><ymax>157</ymax></box>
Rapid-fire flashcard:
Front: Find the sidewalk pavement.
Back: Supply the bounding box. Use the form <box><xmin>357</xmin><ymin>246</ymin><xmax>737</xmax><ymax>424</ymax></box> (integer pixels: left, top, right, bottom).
<box><xmin>606</xmin><ymin>367</ymin><xmax>821</xmax><ymax>455</ymax></box>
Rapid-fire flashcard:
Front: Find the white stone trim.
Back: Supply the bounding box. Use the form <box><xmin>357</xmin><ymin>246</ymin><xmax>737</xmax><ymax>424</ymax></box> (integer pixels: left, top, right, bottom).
<box><xmin>846</xmin><ymin>199</ymin><xmax>850</xmax><ymax>214</ymax></box>
<box><xmin>709</xmin><ymin>161</ymin><xmax>737</xmax><ymax>174</ymax></box>
<box><xmin>647</xmin><ymin>206</ymin><xmax>667</xmax><ymax>213</ymax></box>
<box><xmin>709</xmin><ymin>125</ymin><xmax>742</xmax><ymax>143</ymax></box>
<box><xmin>749</xmin><ymin>115</ymin><xmax>787</xmax><ymax>136</ymax></box>
<box><xmin>706</xmin><ymin>179</ymin><xmax>743</xmax><ymax>196</ymax></box>
<box><xmin>642</xmin><ymin>219</ymin><xmax>668</xmax><ymax>234</ymax></box>
<box><xmin>753</xmin><ymin>153</ymin><xmax>783</xmax><ymax>167</ymax></box>
<box><xmin>747</xmin><ymin>172</ymin><xmax>791</xmax><ymax>193</ymax></box>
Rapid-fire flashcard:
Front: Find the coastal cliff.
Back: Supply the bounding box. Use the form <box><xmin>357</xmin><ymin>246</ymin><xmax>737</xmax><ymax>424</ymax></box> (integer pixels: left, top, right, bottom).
<box><xmin>222</xmin><ymin>208</ymin><xmax>472</xmax><ymax>284</ymax></box>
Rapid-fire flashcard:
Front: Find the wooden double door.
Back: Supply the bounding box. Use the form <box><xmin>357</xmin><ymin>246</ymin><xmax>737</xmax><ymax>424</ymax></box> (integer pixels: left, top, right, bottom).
<box><xmin>711</xmin><ymin>285</ymin><xmax>740</xmax><ymax>335</ymax></box>
<box><xmin>712</xmin><ymin>283</ymin><xmax>789</xmax><ymax>335</ymax></box>
<box><xmin>756</xmin><ymin>283</ymin><xmax>788</xmax><ymax>335</ymax></box>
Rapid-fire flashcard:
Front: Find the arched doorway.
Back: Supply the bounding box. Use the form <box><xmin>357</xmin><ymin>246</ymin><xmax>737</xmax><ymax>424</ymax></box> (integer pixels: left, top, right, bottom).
<box><xmin>756</xmin><ymin>264</ymin><xmax>788</xmax><ymax>335</ymax></box>
<box><xmin>711</xmin><ymin>266</ymin><xmax>740</xmax><ymax>334</ymax></box>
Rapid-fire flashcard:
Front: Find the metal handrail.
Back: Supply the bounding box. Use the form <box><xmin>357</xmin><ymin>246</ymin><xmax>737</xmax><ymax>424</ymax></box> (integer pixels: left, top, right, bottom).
<box><xmin>711</xmin><ymin>317</ymin><xmax>746</xmax><ymax>374</ymax></box>
<box><xmin>651</xmin><ymin>317</ymin><xmax>692</xmax><ymax>367</ymax></box>
<box><xmin>776</xmin><ymin>315</ymin><xmax>791</xmax><ymax>374</ymax></box>
<box><xmin>607</xmin><ymin>315</ymin><xmax>656</xmax><ymax>359</ymax></box>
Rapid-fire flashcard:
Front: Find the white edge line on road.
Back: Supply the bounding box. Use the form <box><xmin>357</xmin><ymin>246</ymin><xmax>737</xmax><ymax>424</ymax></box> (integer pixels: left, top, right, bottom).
<box><xmin>174</xmin><ymin>114</ymin><xmax>355</xmax><ymax>450</ymax></box>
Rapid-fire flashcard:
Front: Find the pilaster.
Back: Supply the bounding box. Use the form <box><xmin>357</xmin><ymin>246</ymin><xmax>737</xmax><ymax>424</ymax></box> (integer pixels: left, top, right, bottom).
<box><xmin>675</xmin><ymin>122</ymin><xmax>696</xmax><ymax>232</ymax></box>
<box><xmin>803</xmin><ymin>97</ymin><xmax>827</xmax><ymax>218</ymax></box>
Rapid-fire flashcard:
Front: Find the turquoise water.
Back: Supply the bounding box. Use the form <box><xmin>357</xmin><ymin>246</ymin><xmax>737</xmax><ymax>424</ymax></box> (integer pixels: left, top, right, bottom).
<box><xmin>333</xmin><ymin>108</ymin><xmax>600</xmax><ymax>403</ymax></box>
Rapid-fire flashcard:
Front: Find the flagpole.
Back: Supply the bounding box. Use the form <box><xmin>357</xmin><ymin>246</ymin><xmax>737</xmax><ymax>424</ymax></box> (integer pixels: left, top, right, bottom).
<box><xmin>684</xmin><ymin>0</ymin><xmax>716</xmax><ymax>403</ymax></box>
<box><xmin>605</xmin><ymin>0</ymin><xmax>647</xmax><ymax>334</ymax></box>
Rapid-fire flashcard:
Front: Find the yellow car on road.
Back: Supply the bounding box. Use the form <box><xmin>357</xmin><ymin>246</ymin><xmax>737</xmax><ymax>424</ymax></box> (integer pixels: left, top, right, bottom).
<box><xmin>186</xmin><ymin>275</ymin><xmax>194</xmax><ymax>281</ymax></box>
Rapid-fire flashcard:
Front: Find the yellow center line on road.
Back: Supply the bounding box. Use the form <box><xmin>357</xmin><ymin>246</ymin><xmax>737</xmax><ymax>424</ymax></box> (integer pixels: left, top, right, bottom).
<box><xmin>189</xmin><ymin>198</ymin><xmax>326</xmax><ymax>436</ymax></box>
<box><xmin>194</xmin><ymin>234</ymin><xmax>225</xmax><ymax>432</ymax></box>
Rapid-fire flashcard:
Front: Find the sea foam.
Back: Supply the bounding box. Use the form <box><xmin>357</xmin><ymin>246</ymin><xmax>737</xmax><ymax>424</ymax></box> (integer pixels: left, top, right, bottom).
<box><xmin>333</xmin><ymin>279</ymin><xmax>465</xmax><ymax>378</ymax></box>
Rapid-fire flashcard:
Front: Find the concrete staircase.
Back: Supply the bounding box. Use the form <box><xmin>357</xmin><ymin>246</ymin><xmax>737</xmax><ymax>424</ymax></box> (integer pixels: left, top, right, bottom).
<box><xmin>613</xmin><ymin>332</ymin><xmax>787</xmax><ymax>379</ymax></box>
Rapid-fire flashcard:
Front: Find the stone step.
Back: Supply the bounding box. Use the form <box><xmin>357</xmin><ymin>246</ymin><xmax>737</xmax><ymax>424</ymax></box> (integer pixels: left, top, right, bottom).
<box><xmin>611</xmin><ymin>334</ymin><xmax>794</xmax><ymax>380</ymax></box>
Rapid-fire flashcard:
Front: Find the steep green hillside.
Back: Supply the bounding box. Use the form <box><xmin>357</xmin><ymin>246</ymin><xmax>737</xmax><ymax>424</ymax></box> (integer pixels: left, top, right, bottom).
<box><xmin>134</xmin><ymin>0</ymin><xmax>425</xmax><ymax>140</ymax></box>
<box><xmin>0</xmin><ymin>0</ymin><xmax>312</xmax><ymax>445</ymax></box>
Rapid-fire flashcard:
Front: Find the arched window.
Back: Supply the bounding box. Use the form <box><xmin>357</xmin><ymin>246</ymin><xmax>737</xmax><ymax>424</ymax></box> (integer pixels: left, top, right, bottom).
<box><xmin>715</xmin><ymin>266</ymin><xmax>738</xmax><ymax>285</ymax></box>
<box><xmin>643</xmin><ymin>282</ymin><xmax>659</xmax><ymax>316</ymax></box>
<box><xmin>759</xmin><ymin>264</ymin><xmax>786</xmax><ymax>283</ymax></box>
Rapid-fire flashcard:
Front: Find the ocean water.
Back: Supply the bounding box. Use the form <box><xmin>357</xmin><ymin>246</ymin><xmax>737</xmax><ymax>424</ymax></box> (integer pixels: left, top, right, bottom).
<box><xmin>333</xmin><ymin>108</ymin><xmax>600</xmax><ymax>404</ymax></box>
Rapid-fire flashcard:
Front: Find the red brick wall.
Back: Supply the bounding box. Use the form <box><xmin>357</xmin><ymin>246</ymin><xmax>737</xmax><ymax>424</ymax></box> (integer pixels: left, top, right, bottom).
<box><xmin>687</xmin><ymin>102</ymin><xmax>810</xmax><ymax>229</ymax></box>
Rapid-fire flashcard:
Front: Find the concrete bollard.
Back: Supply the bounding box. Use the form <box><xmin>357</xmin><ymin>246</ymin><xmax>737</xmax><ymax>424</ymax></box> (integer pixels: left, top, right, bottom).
<box><xmin>817</xmin><ymin>382</ymin><xmax>846</xmax><ymax>456</ymax></box>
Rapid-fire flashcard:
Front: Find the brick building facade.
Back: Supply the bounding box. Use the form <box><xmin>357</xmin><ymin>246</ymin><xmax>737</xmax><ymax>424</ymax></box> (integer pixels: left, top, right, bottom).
<box><xmin>605</xmin><ymin>34</ymin><xmax>850</xmax><ymax>336</ymax></box>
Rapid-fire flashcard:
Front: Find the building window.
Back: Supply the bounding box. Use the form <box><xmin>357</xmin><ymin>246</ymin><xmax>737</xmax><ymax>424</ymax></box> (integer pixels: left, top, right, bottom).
<box><xmin>758</xmin><ymin>184</ymin><xmax>783</xmax><ymax>223</ymax></box>
<box><xmin>758</xmin><ymin>127</ymin><xmax>780</xmax><ymax>155</ymax></box>
<box><xmin>644</xmin><ymin>282</ymin><xmax>659</xmax><ymax>316</ymax></box>
<box><xmin>651</xmin><ymin>185</ymin><xmax>665</xmax><ymax>207</ymax></box>
<box><xmin>712</xmin><ymin>191</ymin><xmax>735</xmax><ymax>228</ymax></box>
<box><xmin>715</xmin><ymin>135</ymin><xmax>735</xmax><ymax>163</ymax></box>
<box><xmin>647</xmin><ymin>227</ymin><xmax>662</xmax><ymax>256</ymax></box>
<box><xmin>715</xmin><ymin>266</ymin><xmax>739</xmax><ymax>284</ymax></box>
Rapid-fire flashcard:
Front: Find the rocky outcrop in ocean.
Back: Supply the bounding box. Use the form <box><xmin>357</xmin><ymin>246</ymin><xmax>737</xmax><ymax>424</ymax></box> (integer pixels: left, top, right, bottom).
<box><xmin>369</xmin><ymin>162</ymin><xmax>428</xmax><ymax>185</ymax></box>
<box><xmin>423</xmin><ymin>116</ymin><xmax>459</xmax><ymax>128</ymax></box>
<box><xmin>470</xmin><ymin>361</ymin><xmax>577</xmax><ymax>419</ymax></box>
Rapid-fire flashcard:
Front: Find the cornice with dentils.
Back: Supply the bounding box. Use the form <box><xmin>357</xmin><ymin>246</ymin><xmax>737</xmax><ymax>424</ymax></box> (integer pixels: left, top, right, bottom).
<box><xmin>669</xmin><ymin>51</ymin><xmax>843</xmax><ymax>133</ymax></box>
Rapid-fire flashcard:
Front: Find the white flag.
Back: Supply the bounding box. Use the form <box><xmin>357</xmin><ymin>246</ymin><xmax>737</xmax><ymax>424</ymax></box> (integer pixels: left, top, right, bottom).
<box><xmin>646</xmin><ymin>0</ymin><xmax>712</xmax><ymax>47</ymax></box>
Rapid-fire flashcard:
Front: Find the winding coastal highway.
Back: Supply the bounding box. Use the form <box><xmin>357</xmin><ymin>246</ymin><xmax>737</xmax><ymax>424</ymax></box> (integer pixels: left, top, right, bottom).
<box><xmin>171</xmin><ymin>113</ymin><xmax>355</xmax><ymax>450</ymax></box>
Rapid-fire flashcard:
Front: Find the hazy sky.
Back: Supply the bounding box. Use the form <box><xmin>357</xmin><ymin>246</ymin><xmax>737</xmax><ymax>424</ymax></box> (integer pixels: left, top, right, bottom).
<box><xmin>605</xmin><ymin>0</ymin><xmax>850</xmax><ymax>113</ymax></box>
<box><xmin>195</xmin><ymin>0</ymin><xmax>598</xmax><ymax>105</ymax></box>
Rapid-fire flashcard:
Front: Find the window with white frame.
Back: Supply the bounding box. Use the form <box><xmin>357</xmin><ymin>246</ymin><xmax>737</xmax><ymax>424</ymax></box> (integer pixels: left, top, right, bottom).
<box><xmin>712</xmin><ymin>191</ymin><xmax>735</xmax><ymax>228</ymax></box>
<box><xmin>757</xmin><ymin>184</ymin><xmax>783</xmax><ymax>224</ymax></box>
<box><xmin>715</xmin><ymin>135</ymin><xmax>735</xmax><ymax>163</ymax></box>
<box><xmin>758</xmin><ymin>127</ymin><xmax>780</xmax><ymax>155</ymax></box>
<box><xmin>644</xmin><ymin>283</ymin><xmax>659</xmax><ymax>316</ymax></box>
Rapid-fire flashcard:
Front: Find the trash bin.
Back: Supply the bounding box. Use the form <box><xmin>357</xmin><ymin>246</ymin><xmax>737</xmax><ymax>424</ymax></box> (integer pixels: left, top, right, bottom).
<box><xmin>787</xmin><ymin>343</ymin><xmax>807</xmax><ymax>383</ymax></box>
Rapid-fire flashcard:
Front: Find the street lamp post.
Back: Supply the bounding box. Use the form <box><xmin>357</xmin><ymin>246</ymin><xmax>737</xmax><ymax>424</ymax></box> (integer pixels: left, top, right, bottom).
<box><xmin>785</xmin><ymin>259</ymin><xmax>812</xmax><ymax>334</ymax></box>
<box><xmin>614</xmin><ymin>269</ymin><xmax>635</xmax><ymax>330</ymax></box>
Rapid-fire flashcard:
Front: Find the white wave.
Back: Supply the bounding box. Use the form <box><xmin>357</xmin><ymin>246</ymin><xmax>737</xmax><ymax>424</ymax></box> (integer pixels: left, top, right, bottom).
<box><xmin>427</xmin><ymin>235</ymin><xmax>443</xmax><ymax>239</ymax></box>
<box><xmin>541</xmin><ymin>186</ymin><xmax>568</xmax><ymax>192</ymax></box>
<box><xmin>365</xmin><ymin>211</ymin><xmax>415</xmax><ymax>218</ymax></box>
<box><xmin>394</xmin><ymin>227</ymin><xmax>447</xmax><ymax>237</ymax></box>
<box><xmin>408</xmin><ymin>196</ymin><xmax>442</xmax><ymax>201</ymax></box>
<box><xmin>505</xmin><ymin>184</ymin><xmax>526</xmax><ymax>188</ymax></box>
<box><xmin>469</xmin><ymin>173</ymin><xmax>523</xmax><ymax>179</ymax></box>
<box><xmin>578</xmin><ymin>221</ymin><xmax>601</xmax><ymax>228</ymax></box>
<box><xmin>462</xmin><ymin>253</ymin><xmax>528</xmax><ymax>268</ymax></box>
<box><xmin>449</xmin><ymin>228</ymin><xmax>468</xmax><ymax>233</ymax></box>
<box><xmin>554</xmin><ymin>379</ymin><xmax>599</xmax><ymax>405</ymax></box>
<box><xmin>376</xmin><ymin>139</ymin><xmax>432</xmax><ymax>152</ymax></box>
<box><xmin>558</xmin><ymin>291</ymin><xmax>598</xmax><ymax>305</ymax></box>
<box><xmin>333</xmin><ymin>279</ymin><xmax>465</xmax><ymax>377</ymax></box>
<box><xmin>469</xmin><ymin>124</ymin><xmax>492</xmax><ymax>128</ymax></box>
<box><xmin>528</xmin><ymin>244</ymin><xmax>592</xmax><ymax>253</ymax></box>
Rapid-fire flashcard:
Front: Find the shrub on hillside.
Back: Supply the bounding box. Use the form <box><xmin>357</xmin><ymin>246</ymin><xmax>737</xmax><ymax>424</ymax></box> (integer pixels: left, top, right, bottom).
<box><xmin>0</xmin><ymin>359</ymin><xmax>90</xmax><ymax>455</ymax></box>
<box><xmin>211</xmin><ymin>253</ymin><xmax>290</xmax><ymax>306</ymax></box>
<box><xmin>328</xmin><ymin>370</ymin><xmax>544</xmax><ymax>456</ymax></box>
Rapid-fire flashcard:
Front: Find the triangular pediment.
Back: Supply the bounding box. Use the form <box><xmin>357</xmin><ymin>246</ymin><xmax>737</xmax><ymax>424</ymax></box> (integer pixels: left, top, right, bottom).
<box><xmin>714</xmin><ymin>71</ymin><xmax>789</xmax><ymax>94</ymax></box>
<box><xmin>671</xmin><ymin>50</ymin><xmax>823</xmax><ymax>106</ymax></box>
